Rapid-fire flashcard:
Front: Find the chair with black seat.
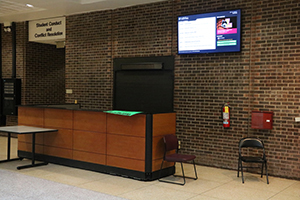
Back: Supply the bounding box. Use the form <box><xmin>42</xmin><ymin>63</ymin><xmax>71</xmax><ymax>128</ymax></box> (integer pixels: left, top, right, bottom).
<box><xmin>158</xmin><ymin>134</ymin><xmax>198</xmax><ymax>185</ymax></box>
<box><xmin>237</xmin><ymin>137</ymin><xmax>269</xmax><ymax>184</ymax></box>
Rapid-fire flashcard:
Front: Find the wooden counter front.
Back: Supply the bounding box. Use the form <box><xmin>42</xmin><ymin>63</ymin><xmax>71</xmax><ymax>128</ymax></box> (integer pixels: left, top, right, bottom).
<box><xmin>18</xmin><ymin>107</ymin><xmax>44</xmax><ymax>154</ymax></box>
<box><xmin>152</xmin><ymin>113</ymin><xmax>176</xmax><ymax>171</ymax></box>
<box><xmin>17</xmin><ymin>106</ymin><xmax>176</xmax><ymax>180</ymax></box>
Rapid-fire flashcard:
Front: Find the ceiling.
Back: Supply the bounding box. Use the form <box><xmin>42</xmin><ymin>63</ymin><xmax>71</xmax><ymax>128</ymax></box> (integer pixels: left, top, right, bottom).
<box><xmin>0</xmin><ymin>0</ymin><xmax>167</xmax><ymax>24</ymax></box>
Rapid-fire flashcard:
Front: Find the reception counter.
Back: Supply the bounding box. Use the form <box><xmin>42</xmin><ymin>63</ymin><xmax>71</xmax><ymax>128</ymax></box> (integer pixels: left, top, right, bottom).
<box><xmin>17</xmin><ymin>105</ymin><xmax>176</xmax><ymax>180</ymax></box>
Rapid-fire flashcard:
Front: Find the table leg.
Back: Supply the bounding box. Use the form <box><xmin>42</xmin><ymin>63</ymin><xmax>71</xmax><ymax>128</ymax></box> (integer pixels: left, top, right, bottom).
<box><xmin>0</xmin><ymin>133</ymin><xmax>20</xmax><ymax>163</ymax></box>
<box><xmin>32</xmin><ymin>131</ymin><xmax>35</xmax><ymax>165</ymax></box>
<box><xmin>17</xmin><ymin>133</ymin><xmax>48</xmax><ymax>170</ymax></box>
<box><xmin>7</xmin><ymin>132</ymin><xmax>10</xmax><ymax>160</ymax></box>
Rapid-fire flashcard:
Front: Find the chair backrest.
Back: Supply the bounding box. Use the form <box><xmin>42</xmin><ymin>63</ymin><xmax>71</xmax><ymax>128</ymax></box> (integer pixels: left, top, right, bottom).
<box><xmin>239</xmin><ymin>137</ymin><xmax>264</xmax><ymax>149</ymax></box>
<box><xmin>163</xmin><ymin>134</ymin><xmax>178</xmax><ymax>152</ymax></box>
<box><xmin>239</xmin><ymin>137</ymin><xmax>266</xmax><ymax>157</ymax></box>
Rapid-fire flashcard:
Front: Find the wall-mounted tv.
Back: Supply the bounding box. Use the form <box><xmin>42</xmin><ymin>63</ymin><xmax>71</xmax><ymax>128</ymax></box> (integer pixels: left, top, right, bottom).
<box><xmin>178</xmin><ymin>9</ymin><xmax>241</xmax><ymax>54</ymax></box>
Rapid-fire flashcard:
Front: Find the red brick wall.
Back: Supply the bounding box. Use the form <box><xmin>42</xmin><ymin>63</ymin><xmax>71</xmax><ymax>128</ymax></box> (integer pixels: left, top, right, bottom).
<box><xmin>65</xmin><ymin>11</ymin><xmax>113</xmax><ymax>110</ymax></box>
<box><xmin>112</xmin><ymin>1</ymin><xmax>174</xmax><ymax>57</ymax></box>
<box><xmin>249</xmin><ymin>0</ymin><xmax>300</xmax><ymax>178</ymax></box>
<box><xmin>25</xmin><ymin>41</ymin><xmax>65</xmax><ymax>105</ymax></box>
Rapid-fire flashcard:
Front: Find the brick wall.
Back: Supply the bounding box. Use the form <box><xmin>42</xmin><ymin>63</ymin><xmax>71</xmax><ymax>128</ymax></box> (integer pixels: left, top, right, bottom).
<box><xmin>112</xmin><ymin>1</ymin><xmax>174</xmax><ymax>57</ymax></box>
<box><xmin>25</xmin><ymin>41</ymin><xmax>65</xmax><ymax>105</ymax></box>
<box><xmin>249</xmin><ymin>0</ymin><xmax>300</xmax><ymax>178</ymax></box>
<box><xmin>66</xmin><ymin>11</ymin><xmax>113</xmax><ymax>110</ymax></box>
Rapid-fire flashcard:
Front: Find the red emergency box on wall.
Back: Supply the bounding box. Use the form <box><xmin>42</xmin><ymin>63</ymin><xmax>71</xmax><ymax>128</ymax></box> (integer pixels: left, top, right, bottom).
<box><xmin>251</xmin><ymin>111</ymin><xmax>273</xmax><ymax>130</ymax></box>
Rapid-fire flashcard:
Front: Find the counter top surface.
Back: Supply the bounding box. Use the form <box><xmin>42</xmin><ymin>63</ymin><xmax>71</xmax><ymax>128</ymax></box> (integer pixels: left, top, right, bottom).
<box><xmin>18</xmin><ymin>104</ymin><xmax>174</xmax><ymax>114</ymax></box>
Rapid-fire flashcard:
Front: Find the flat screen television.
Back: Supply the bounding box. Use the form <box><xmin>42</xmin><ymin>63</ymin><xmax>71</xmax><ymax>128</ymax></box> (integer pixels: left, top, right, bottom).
<box><xmin>178</xmin><ymin>9</ymin><xmax>241</xmax><ymax>54</ymax></box>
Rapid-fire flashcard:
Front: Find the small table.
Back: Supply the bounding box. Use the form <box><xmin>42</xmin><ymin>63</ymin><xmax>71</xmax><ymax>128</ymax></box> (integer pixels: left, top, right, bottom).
<box><xmin>0</xmin><ymin>125</ymin><xmax>58</xmax><ymax>170</ymax></box>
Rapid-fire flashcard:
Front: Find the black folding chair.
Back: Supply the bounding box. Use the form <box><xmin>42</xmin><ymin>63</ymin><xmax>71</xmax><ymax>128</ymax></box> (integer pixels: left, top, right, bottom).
<box><xmin>237</xmin><ymin>137</ymin><xmax>269</xmax><ymax>184</ymax></box>
<box><xmin>158</xmin><ymin>134</ymin><xmax>198</xmax><ymax>185</ymax></box>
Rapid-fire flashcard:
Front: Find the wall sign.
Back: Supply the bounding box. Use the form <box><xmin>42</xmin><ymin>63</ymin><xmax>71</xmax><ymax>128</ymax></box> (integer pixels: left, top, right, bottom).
<box><xmin>29</xmin><ymin>17</ymin><xmax>65</xmax><ymax>43</ymax></box>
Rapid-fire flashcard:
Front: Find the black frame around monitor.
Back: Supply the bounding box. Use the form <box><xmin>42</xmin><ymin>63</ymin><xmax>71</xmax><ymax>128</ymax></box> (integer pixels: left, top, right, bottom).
<box><xmin>113</xmin><ymin>56</ymin><xmax>174</xmax><ymax>113</ymax></box>
<box><xmin>178</xmin><ymin>9</ymin><xmax>241</xmax><ymax>55</ymax></box>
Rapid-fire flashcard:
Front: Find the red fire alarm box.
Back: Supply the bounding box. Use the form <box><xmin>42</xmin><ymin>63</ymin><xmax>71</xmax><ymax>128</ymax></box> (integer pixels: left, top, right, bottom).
<box><xmin>251</xmin><ymin>111</ymin><xmax>273</xmax><ymax>130</ymax></box>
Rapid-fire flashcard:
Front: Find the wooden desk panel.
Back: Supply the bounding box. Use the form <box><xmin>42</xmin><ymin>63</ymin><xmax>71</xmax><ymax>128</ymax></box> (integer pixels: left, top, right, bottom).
<box><xmin>152</xmin><ymin>113</ymin><xmax>176</xmax><ymax>137</ymax></box>
<box><xmin>152</xmin><ymin>136</ymin><xmax>165</xmax><ymax>160</ymax></box>
<box><xmin>107</xmin><ymin>155</ymin><xmax>145</xmax><ymax>172</ymax></box>
<box><xmin>43</xmin><ymin>129</ymin><xmax>73</xmax><ymax>149</ymax></box>
<box><xmin>107</xmin><ymin>114</ymin><xmax>146</xmax><ymax>137</ymax></box>
<box><xmin>73</xmin><ymin>110</ymin><xmax>106</xmax><ymax>132</ymax></box>
<box><xmin>18</xmin><ymin>141</ymin><xmax>44</xmax><ymax>154</ymax></box>
<box><xmin>73</xmin><ymin>130</ymin><xmax>106</xmax><ymax>154</ymax></box>
<box><xmin>18</xmin><ymin>107</ymin><xmax>44</xmax><ymax>126</ymax></box>
<box><xmin>152</xmin><ymin>113</ymin><xmax>176</xmax><ymax>172</ymax></box>
<box><xmin>44</xmin><ymin>146</ymin><xmax>72</xmax><ymax>159</ymax></box>
<box><xmin>73</xmin><ymin>151</ymin><xmax>106</xmax><ymax>165</ymax></box>
<box><xmin>18</xmin><ymin>133</ymin><xmax>44</xmax><ymax>144</ymax></box>
<box><xmin>107</xmin><ymin>134</ymin><xmax>145</xmax><ymax>160</ymax></box>
<box><xmin>44</xmin><ymin>109</ymin><xmax>73</xmax><ymax>129</ymax></box>
<box><xmin>152</xmin><ymin>158</ymin><xmax>174</xmax><ymax>172</ymax></box>
<box><xmin>152</xmin><ymin>134</ymin><xmax>175</xmax><ymax>171</ymax></box>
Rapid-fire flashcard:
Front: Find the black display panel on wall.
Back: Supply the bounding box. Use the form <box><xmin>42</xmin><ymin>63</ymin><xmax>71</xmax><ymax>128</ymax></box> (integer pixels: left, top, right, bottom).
<box><xmin>113</xmin><ymin>56</ymin><xmax>174</xmax><ymax>113</ymax></box>
<box><xmin>2</xmin><ymin>79</ymin><xmax>21</xmax><ymax>116</ymax></box>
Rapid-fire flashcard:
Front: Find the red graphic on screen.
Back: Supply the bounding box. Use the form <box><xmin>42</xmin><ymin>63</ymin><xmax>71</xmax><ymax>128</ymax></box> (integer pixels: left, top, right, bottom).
<box><xmin>217</xmin><ymin>17</ymin><xmax>237</xmax><ymax>35</ymax></box>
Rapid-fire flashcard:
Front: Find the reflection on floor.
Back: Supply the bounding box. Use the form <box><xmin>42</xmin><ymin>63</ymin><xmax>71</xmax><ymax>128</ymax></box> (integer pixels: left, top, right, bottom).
<box><xmin>0</xmin><ymin>136</ymin><xmax>299</xmax><ymax>200</ymax></box>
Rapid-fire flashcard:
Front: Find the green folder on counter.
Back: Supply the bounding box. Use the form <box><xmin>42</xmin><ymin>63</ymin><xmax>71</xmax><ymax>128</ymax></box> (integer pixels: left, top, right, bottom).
<box><xmin>103</xmin><ymin>110</ymin><xmax>142</xmax><ymax>116</ymax></box>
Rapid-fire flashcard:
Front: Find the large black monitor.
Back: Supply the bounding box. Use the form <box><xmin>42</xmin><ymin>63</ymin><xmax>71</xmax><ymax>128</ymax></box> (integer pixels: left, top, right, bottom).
<box><xmin>178</xmin><ymin>9</ymin><xmax>241</xmax><ymax>54</ymax></box>
<box><xmin>113</xmin><ymin>56</ymin><xmax>174</xmax><ymax>113</ymax></box>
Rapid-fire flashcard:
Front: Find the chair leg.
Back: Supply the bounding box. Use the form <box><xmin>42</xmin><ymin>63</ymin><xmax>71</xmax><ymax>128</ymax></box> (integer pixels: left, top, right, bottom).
<box><xmin>158</xmin><ymin>160</ymin><xmax>164</xmax><ymax>181</ymax></box>
<box><xmin>159</xmin><ymin>162</ymin><xmax>185</xmax><ymax>186</ymax></box>
<box><xmin>192</xmin><ymin>160</ymin><xmax>198</xmax><ymax>180</ymax></box>
<box><xmin>265</xmin><ymin>161</ymin><xmax>269</xmax><ymax>184</ymax></box>
<box><xmin>160</xmin><ymin>161</ymin><xmax>197</xmax><ymax>186</ymax></box>
<box><xmin>240</xmin><ymin>161</ymin><xmax>244</xmax><ymax>183</ymax></box>
<box><xmin>261</xmin><ymin>163</ymin><xmax>264</xmax><ymax>178</ymax></box>
<box><xmin>237</xmin><ymin>159</ymin><xmax>240</xmax><ymax>177</ymax></box>
<box><xmin>180</xmin><ymin>162</ymin><xmax>186</xmax><ymax>185</ymax></box>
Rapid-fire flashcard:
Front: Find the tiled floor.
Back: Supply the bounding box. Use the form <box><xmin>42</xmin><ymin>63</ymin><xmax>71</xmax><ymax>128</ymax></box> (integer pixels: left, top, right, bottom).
<box><xmin>0</xmin><ymin>136</ymin><xmax>299</xmax><ymax>200</ymax></box>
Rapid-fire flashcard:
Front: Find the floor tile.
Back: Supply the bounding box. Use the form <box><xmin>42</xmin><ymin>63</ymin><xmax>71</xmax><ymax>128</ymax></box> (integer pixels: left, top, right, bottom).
<box><xmin>157</xmin><ymin>176</ymin><xmax>223</xmax><ymax>194</ymax></box>
<box><xmin>79</xmin><ymin>175</ymin><xmax>156</xmax><ymax>196</ymax></box>
<box><xmin>278</xmin><ymin>181</ymin><xmax>300</xmax><ymax>197</ymax></box>
<box><xmin>202</xmin><ymin>181</ymin><xmax>277</xmax><ymax>200</ymax></box>
<box><xmin>268</xmin><ymin>193</ymin><xmax>300</xmax><ymax>200</ymax></box>
<box><xmin>35</xmin><ymin>167</ymin><xmax>111</xmax><ymax>186</ymax></box>
<box><xmin>120</xmin><ymin>184</ymin><xmax>198</xmax><ymax>200</ymax></box>
<box><xmin>195</xmin><ymin>165</ymin><xmax>237</xmax><ymax>183</ymax></box>
<box><xmin>232</xmin><ymin>173</ymin><xmax>296</xmax><ymax>193</ymax></box>
<box><xmin>189</xmin><ymin>194</ymin><xmax>225</xmax><ymax>200</ymax></box>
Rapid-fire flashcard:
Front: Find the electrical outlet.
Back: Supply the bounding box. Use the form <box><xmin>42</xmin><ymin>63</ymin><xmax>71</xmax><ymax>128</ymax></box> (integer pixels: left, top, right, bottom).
<box><xmin>178</xmin><ymin>140</ymin><xmax>181</xmax><ymax>149</ymax></box>
<box><xmin>295</xmin><ymin>117</ymin><xmax>300</xmax><ymax>122</ymax></box>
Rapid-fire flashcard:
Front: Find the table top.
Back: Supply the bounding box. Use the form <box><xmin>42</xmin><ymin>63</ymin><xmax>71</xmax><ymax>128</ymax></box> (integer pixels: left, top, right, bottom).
<box><xmin>0</xmin><ymin>125</ymin><xmax>58</xmax><ymax>134</ymax></box>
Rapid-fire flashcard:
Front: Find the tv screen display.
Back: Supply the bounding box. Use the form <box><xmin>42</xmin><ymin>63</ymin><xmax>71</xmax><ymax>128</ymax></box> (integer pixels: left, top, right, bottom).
<box><xmin>178</xmin><ymin>9</ymin><xmax>241</xmax><ymax>54</ymax></box>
